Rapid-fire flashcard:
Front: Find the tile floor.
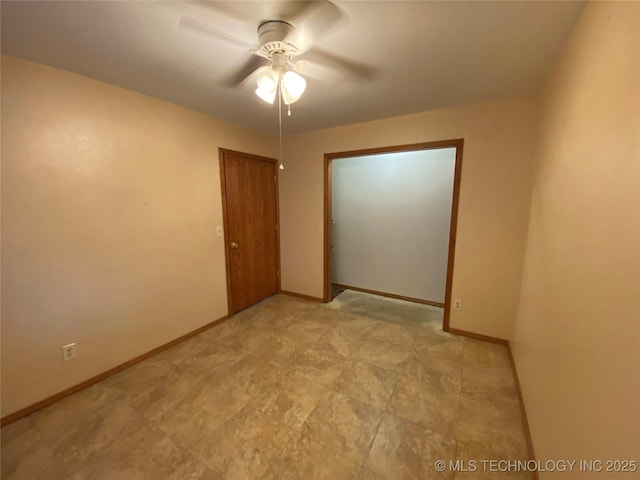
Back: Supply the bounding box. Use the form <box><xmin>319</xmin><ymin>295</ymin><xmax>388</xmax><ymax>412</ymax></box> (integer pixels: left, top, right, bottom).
<box><xmin>1</xmin><ymin>291</ymin><xmax>532</xmax><ymax>479</ymax></box>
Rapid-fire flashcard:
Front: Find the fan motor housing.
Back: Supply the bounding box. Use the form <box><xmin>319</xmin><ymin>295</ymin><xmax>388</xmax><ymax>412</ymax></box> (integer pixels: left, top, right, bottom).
<box><xmin>257</xmin><ymin>21</ymin><xmax>300</xmax><ymax>57</ymax></box>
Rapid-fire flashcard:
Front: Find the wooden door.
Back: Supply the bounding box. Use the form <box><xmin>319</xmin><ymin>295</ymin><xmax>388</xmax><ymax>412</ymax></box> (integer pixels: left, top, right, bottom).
<box><xmin>220</xmin><ymin>149</ymin><xmax>279</xmax><ymax>314</ymax></box>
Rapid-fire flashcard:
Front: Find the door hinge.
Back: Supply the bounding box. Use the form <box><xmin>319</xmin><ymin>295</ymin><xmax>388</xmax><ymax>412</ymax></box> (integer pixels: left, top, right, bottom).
<box><xmin>275</xmin><ymin>224</ymin><xmax>279</xmax><ymax>231</ymax></box>
<box><xmin>276</xmin><ymin>269</ymin><xmax>280</xmax><ymax>278</ymax></box>
<box><xmin>274</xmin><ymin>175</ymin><xmax>276</xmax><ymax>183</ymax></box>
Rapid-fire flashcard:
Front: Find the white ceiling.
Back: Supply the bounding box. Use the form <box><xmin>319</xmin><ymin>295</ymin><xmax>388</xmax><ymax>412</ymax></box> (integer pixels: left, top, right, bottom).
<box><xmin>1</xmin><ymin>1</ymin><xmax>586</xmax><ymax>133</ymax></box>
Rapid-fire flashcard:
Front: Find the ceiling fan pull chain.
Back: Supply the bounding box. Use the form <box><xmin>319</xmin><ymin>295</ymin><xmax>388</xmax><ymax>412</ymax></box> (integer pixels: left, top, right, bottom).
<box><xmin>278</xmin><ymin>87</ymin><xmax>285</xmax><ymax>170</ymax></box>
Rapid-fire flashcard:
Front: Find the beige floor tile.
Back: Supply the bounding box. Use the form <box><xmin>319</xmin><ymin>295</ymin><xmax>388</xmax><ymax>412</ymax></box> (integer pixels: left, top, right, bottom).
<box><xmin>261</xmin><ymin>341</ymin><xmax>302</xmax><ymax>369</ymax></box>
<box><xmin>281</xmin><ymin>317</ymin><xmax>335</xmax><ymax>342</ymax></box>
<box><xmin>2</xmin><ymin>442</ymin><xmax>70</xmax><ymax>480</ymax></box>
<box><xmin>333</xmin><ymin>361</ymin><xmax>400</xmax><ymax>410</ymax></box>
<box><xmin>258</xmin><ymin>294</ymin><xmax>318</xmax><ymax>312</ymax></box>
<box><xmin>1</xmin><ymin>416</ymin><xmax>42</xmax><ymax>453</ymax></box>
<box><xmin>462</xmin><ymin>361</ymin><xmax>517</xmax><ymax>393</ymax></box>
<box><xmin>68</xmin><ymin>424</ymin><xmax>211</xmax><ymax>480</ymax></box>
<box><xmin>364</xmin><ymin>413</ymin><xmax>456</xmax><ymax>480</ymax></box>
<box><xmin>251</xmin><ymin>371</ymin><xmax>332</xmax><ymax>430</ymax></box>
<box><xmin>157</xmin><ymin>381</ymin><xmax>248</xmax><ymax>452</ymax></box>
<box><xmin>455</xmin><ymin>442</ymin><xmax>534</xmax><ymax>480</ymax></box>
<box><xmin>197</xmin><ymin>316</ymin><xmax>254</xmax><ymax>342</ymax></box>
<box><xmin>413</xmin><ymin>331</ymin><xmax>465</xmax><ymax>359</ymax></box>
<box><xmin>212</xmin><ymin>323</ymin><xmax>271</xmax><ymax>354</ymax></box>
<box><xmin>218</xmin><ymin>326</ymin><xmax>299</xmax><ymax>361</ymax></box>
<box><xmin>409</xmin><ymin>318</ymin><xmax>450</xmax><ymax>338</ymax></box>
<box><xmin>359</xmin><ymin>468</ymin><xmax>386</xmax><ymax>480</ymax></box>
<box><xmin>2</xmin><ymin>291</ymin><xmax>532</xmax><ymax>480</ymax></box>
<box><xmin>456</xmin><ymin>393</ymin><xmax>529</xmax><ymax>460</ymax></box>
<box><xmin>289</xmin><ymin>344</ymin><xmax>350</xmax><ymax>385</ymax></box>
<box><xmin>47</xmin><ymin>399</ymin><xmax>148</xmax><ymax>471</ymax></box>
<box><xmin>402</xmin><ymin>353</ymin><xmax>462</xmax><ymax>395</ymax></box>
<box><xmin>31</xmin><ymin>383</ymin><xmax>118</xmax><ymax>432</ymax></box>
<box><xmin>300</xmin><ymin>390</ymin><xmax>383</xmax><ymax>466</ymax></box>
<box><xmin>103</xmin><ymin>357</ymin><xmax>211</xmax><ymax>422</ymax></box>
<box><xmin>247</xmin><ymin>331</ymin><xmax>300</xmax><ymax>361</ymax></box>
<box><xmin>460</xmin><ymin>369</ymin><xmax>520</xmax><ymax>414</ymax></box>
<box><xmin>1</xmin><ymin>417</ymin><xmax>71</xmax><ymax>480</ymax></box>
<box><xmin>153</xmin><ymin>334</ymin><xmax>216</xmax><ymax>367</ymax></box>
<box><xmin>354</xmin><ymin>338</ymin><xmax>413</xmax><ymax>374</ymax></box>
<box><xmin>214</xmin><ymin>354</ymin><xmax>287</xmax><ymax>403</ymax></box>
<box><xmin>194</xmin><ymin>404</ymin><xmax>297</xmax><ymax>479</ymax></box>
<box><xmin>463</xmin><ymin>339</ymin><xmax>511</xmax><ymax>368</ymax></box>
<box><xmin>231</xmin><ymin>303</ymin><xmax>304</xmax><ymax>333</ymax></box>
<box><xmin>131</xmin><ymin>371</ymin><xmax>205</xmax><ymax>421</ymax></box>
<box><xmin>250</xmin><ymin>311</ymin><xmax>301</xmax><ymax>332</ymax></box>
<box><xmin>367</xmin><ymin>322</ymin><xmax>417</xmax><ymax>348</ymax></box>
<box><xmin>322</xmin><ymin>309</ymin><xmax>383</xmax><ymax>338</ymax></box>
<box><xmin>260</xmin><ymin>428</ymin><xmax>361</xmax><ymax>479</ymax></box>
<box><xmin>102</xmin><ymin>356</ymin><xmax>176</xmax><ymax>401</ymax></box>
<box><xmin>316</xmin><ymin>327</ymin><xmax>364</xmax><ymax>359</ymax></box>
<box><xmin>388</xmin><ymin>376</ymin><xmax>460</xmax><ymax>437</ymax></box>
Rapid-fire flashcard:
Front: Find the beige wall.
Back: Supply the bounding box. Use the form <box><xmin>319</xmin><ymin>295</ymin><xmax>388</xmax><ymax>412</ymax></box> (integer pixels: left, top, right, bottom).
<box><xmin>0</xmin><ymin>56</ymin><xmax>276</xmax><ymax>416</ymax></box>
<box><xmin>280</xmin><ymin>98</ymin><xmax>537</xmax><ymax>339</ymax></box>
<box><xmin>512</xmin><ymin>2</ymin><xmax>639</xmax><ymax>475</ymax></box>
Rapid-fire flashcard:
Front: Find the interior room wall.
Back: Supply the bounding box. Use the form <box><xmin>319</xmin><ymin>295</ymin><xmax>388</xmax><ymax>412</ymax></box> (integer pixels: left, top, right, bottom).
<box><xmin>512</xmin><ymin>1</ymin><xmax>639</xmax><ymax>475</ymax></box>
<box><xmin>331</xmin><ymin>149</ymin><xmax>456</xmax><ymax>303</ymax></box>
<box><xmin>1</xmin><ymin>55</ymin><xmax>277</xmax><ymax>417</ymax></box>
<box><xmin>279</xmin><ymin>97</ymin><xmax>537</xmax><ymax>339</ymax></box>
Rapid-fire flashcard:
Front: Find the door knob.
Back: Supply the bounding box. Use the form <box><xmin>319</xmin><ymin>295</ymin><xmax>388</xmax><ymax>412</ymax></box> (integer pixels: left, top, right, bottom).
<box><xmin>230</xmin><ymin>242</ymin><xmax>239</xmax><ymax>249</ymax></box>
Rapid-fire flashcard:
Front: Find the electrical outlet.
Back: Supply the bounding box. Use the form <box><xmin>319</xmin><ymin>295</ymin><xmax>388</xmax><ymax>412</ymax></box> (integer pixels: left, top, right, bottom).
<box><xmin>216</xmin><ymin>225</ymin><xmax>223</xmax><ymax>237</ymax></box>
<box><xmin>62</xmin><ymin>343</ymin><xmax>77</xmax><ymax>362</ymax></box>
<box><xmin>453</xmin><ymin>299</ymin><xmax>463</xmax><ymax>311</ymax></box>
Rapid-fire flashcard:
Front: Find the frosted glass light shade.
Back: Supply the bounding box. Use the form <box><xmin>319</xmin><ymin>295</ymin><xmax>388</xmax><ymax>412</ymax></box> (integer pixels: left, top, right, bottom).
<box><xmin>281</xmin><ymin>71</ymin><xmax>306</xmax><ymax>105</ymax></box>
<box><xmin>255</xmin><ymin>86</ymin><xmax>277</xmax><ymax>104</ymax></box>
<box><xmin>255</xmin><ymin>69</ymin><xmax>279</xmax><ymax>104</ymax></box>
<box><xmin>256</xmin><ymin>70</ymin><xmax>277</xmax><ymax>92</ymax></box>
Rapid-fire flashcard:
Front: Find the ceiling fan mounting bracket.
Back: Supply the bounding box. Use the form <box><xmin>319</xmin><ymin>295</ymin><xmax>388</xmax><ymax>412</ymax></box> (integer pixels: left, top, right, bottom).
<box><xmin>257</xmin><ymin>20</ymin><xmax>300</xmax><ymax>59</ymax></box>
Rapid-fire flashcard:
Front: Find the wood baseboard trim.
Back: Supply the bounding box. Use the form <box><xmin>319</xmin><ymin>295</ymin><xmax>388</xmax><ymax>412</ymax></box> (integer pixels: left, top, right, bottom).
<box><xmin>507</xmin><ymin>343</ymin><xmax>539</xmax><ymax>480</ymax></box>
<box><xmin>447</xmin><ymin>327</ymin><xmax>509</xmax><ymax>345</ymax></box>
<box><xmin>279</xmin><ymin>290</ymin><xmax>324</xmax><ymax>303</ymax></box>
<box><xmin>0</xmin><ymin>315</ymin><xmax>229</xmax><ymax>427</ymax></box>
<box><xmin>333</xmin><ymin>284</ymin><xmax>445</xmax><ymax>308</ymax></box>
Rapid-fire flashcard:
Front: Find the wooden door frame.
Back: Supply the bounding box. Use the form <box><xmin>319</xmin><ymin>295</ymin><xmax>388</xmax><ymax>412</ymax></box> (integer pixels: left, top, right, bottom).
<box><xmin>219</xmin><ymin>148</ymin><xmax>281</xmax><ymax>316</ymax></box>
<box><xmin>323</xmin><ymin>139</ymin><xmax>464</xmax><ymax>332</ymax></box>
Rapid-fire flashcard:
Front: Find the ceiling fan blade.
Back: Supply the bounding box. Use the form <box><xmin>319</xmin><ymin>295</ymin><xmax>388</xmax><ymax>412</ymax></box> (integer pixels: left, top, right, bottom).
<box><xmin>188</xmin><ymin>1</ymin><xmax>323</xmax><ymax>25</ymax></box>
<box><xmin>289</xmin><ymin>59</ymin><xmax>307</xmax><ymax>73</ymax></box>
<box><xmin>222</xmin><ymin>56</ymin><xmax>269</xmax><ymax>88</ymax></box>
<box><xmin>285</xmin><ymin>1</ymin><xmax>346</xmax><ymax>53</ymax></box>
<box><xmin>302</xmin><ymin>48</ymin><xmax>377</xmax><ymax>82</ymax></box>
<box><xmin>179</xmin><ymin>16</ymin><xmax>254</xmax><ymax>49</ymax></box>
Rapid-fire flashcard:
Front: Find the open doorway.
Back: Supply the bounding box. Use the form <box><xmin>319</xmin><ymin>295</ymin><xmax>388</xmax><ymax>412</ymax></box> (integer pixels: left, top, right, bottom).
<box><xmin>323</xmin><ymin>139</ymin><xmax>463</xmax><ymax>331</ymax></box>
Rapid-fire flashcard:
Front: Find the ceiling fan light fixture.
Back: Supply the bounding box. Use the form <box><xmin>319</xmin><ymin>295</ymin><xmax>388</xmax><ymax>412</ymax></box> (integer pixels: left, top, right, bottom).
<box><xmin>256</xmin><ymin>69</ymin><xmax>278</xmax><ymax>92</ymax></box>
<box><xmin>281</xmin><ymin>71</ymin><xmax>307</xmax><ymax>105</ymax></box>
<box><xmin>255</xmin><ymin>85</ymin><xmax>277</xmax><ymax>104</ymax></box>
<box><xmin>255</xmin><ymin>69</ymin><xmax>279</xmax><ymax>104</ymax></box>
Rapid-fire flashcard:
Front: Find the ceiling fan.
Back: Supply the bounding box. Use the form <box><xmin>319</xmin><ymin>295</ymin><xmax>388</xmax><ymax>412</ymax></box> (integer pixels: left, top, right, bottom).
<box><xmin>246</xmin><ymin>19</ymin><xmax>310</xmax><ymax>105</ymax></box>
<box><xmin>180</xmin><ymin>1</ymin><xmax>374</xmax><ymax>105</ymax></box>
